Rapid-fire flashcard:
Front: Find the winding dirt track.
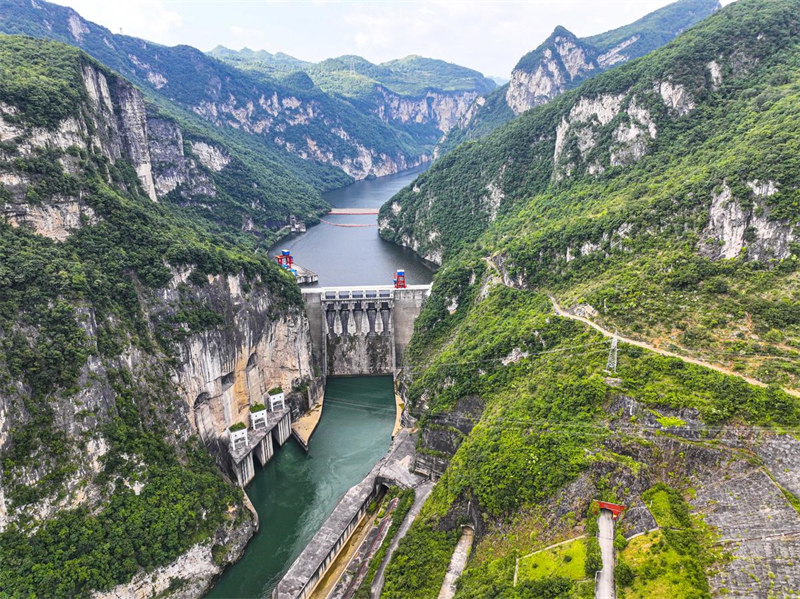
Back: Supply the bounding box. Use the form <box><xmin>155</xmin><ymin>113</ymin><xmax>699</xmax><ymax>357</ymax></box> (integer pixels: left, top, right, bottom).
<box><xmin>548</xmin><ymin>296</ymin><xmax>800</xmax><ymax>398</ymax></box>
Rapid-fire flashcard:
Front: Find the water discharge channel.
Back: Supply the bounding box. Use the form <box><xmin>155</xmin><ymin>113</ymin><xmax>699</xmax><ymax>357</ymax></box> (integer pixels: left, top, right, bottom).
<box><xmin>206</xmin><ymin>377</ymin><xmax>396</xmax><ymax>599</ymax></box>
<box><xmin>208</xmin><ymin>168</ymin><xmax>434</xmax><ymax>598</ymax></box>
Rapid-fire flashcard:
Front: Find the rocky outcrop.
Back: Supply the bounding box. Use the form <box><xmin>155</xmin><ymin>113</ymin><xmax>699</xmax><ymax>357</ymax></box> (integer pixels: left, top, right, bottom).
<box><xmin>700</xmin><ymin>182</ymin><xmax>796</xmax><ymax>261</ymax></box>
<box><xmin>296</xmin><ymin>132</ymin><xmax>428</xmax><ymax>181</ymax></box>
<box><xmin>147</xmin><ymin>117</ymin><xmax>217</xmax><ymax>199</ymax></box>
<box><xmin>375</xmin><ymin>87</ymin><xmax>480</xmax><ymax>133</ymax></box>
<box><xmin>0</xmin><ymin>64</ymin><xmax>164</xmax><ymax>239</ymax></box>
<box><xmin>413</xmin><ymin>395</ymin><xmax>484</xmax><ymax>480</ymax></box>
<box><xmin>167</xmin><ymin>271</ymin><xmax>322</xmax><ymax>456</ymax></box>
<box><xmin>506</xmin><ymin>29</ymin><xmax>598</xmax><ymax>116</ymax></box>
<box><xmin>80</xmin><ymin>65</ymin><xmax>157</xmax><ymax>201</ymax></box>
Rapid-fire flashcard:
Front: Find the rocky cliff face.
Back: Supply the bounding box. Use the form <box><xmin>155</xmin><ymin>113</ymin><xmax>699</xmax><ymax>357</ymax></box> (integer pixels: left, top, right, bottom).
<box><xmin>0</xmin><ymin>63</ymin><xmax>238</xmax><ymax>237</ymax></box>
<box><xmin>506</xmin><ymin>29</ymin><xmax>599</xmax><ymax>116</ymax></box>
<box><xmin>0</xmin><ymin>0</ymin><xmax>421</xmax><ymax>181</ymax></box>
<box><xmin>700</xmin><ymin>182</ymin><xmax>797</xmax><ymax>261</ymax></box>
<box><xmin>0</xmin><ymin>48</ymin><xmax>324</xmax><ymax>599</ymax></box>
<box><xmin>167</xmin><ymin>270</ymin><xmax>322</xmax><ymax>458</ymax></box>
<box><xmin>0</xmin><ymin>64</ymin><xmax>157</xmax><ymax>239</ymax></box>
<box><xmin>375</xmin><ymin>87</ymin><xmax>480</xmax><ymax>134</ymax></box>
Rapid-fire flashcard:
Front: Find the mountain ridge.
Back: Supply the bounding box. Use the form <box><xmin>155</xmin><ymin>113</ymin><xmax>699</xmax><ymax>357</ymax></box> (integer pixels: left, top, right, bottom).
<box><xmin>437</xmin><ymin>0</ymin><xmax>720</xmax><ymax>156</ymax></box>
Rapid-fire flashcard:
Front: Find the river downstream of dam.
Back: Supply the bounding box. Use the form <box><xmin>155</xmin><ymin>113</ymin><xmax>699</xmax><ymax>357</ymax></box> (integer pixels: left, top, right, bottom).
<box><xmin>206</xmin><ymin>377</ymin><xmax>395</xmax><ymax>599</ymax></box>
<box><xmin>207</xmin><ymin>168</ymin><xmax>433</xmax><ymax>598</ymax></box>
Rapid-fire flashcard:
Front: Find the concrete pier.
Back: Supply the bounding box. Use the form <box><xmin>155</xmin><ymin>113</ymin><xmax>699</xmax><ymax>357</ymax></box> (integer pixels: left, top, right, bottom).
<box><xmin>272</xmin><ymin>430</ymin><xmax>423</xmax><ymax>599</ymax></box>
<box><xmin>294</xmin><ymin>264</ymin><xmax>318</xmax><ymax>285</ymax></box>
<box><xmin>230</xmin><ymin>408</ymin><xmax>291</xmax><ymax>487</ymax></box>
<box><xmin>302</xmin><ymin>285</ymin><xmax>430</xmax><ymax>377</ymax></box>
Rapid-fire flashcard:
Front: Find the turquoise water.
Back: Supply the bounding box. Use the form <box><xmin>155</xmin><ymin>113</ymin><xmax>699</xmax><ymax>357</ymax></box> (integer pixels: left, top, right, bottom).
<box><xmin>205</xmin><ymin>376</ymin><xmax>396</xmax><ymax>599</ymax></box>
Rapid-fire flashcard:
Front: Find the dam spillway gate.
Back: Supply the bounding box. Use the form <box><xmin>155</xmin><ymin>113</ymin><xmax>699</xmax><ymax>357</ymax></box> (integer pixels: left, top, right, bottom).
<box><xmin>302</xmin><ymin>285</ymin><xmax>430</xmax><ymax>377</ymax></box>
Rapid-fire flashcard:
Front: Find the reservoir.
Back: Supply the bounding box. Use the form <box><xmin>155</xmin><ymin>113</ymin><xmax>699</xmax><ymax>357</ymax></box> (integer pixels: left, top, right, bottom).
<box><xmin>269</xmin><ymin>164</ymin><xmax>434</xmax><ymax>287</ymax></box>
<box><xmin>205</xmin><ymin>377</ymin><xmax>396</xmax><ymax>599</ymax></box>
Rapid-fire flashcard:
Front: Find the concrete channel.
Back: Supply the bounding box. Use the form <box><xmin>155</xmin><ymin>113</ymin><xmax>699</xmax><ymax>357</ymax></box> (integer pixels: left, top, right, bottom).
<box><xmin>272</xmin><ymin>430</ymin><xmax>426</xmax><ymax>599</ymax></box>
<box><xmin>596</xmin><ymin>510</ymin><xmax>616</xmax><ymax>599</ymax></box>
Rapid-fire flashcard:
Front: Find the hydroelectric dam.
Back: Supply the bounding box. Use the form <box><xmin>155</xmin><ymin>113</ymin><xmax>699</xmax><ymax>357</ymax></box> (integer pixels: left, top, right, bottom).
<box><xmin>205</xmin><ymin>166</ymin><xmax>435</xmax><ymax>599</ymax></box>
<box><xmin>303</xmin><ymin>285</ymin><xmax>431</xmax><ymax>377</ymax></box>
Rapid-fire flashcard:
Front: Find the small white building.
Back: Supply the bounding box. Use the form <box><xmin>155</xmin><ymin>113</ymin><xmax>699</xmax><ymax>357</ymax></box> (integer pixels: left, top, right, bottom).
<box><xmin>268</xmin><ymin>388</ymin><xmax>285</xmax><ymax>411</ymax></box>
<box><xmin>251</xmin><ymin>405</ymin><xmax>268</xmax><ymax>430</ymax></box>
<box><xmin>229</xmin><ymin>425</ymin><xmax>248</xmax><ymax>453</ymax></box>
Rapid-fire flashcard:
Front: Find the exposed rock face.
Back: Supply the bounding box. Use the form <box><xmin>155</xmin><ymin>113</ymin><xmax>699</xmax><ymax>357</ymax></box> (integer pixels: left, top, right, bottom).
<box><xmin>700</xmin><ymin>182</ymin><xmax>796</xmax><ymax>261</ymax></box>
<box><xmin>1</xmin><ymin>195</ymin><xmax>97</xmax><ymax>241</ymax></box>
<box><xmin>80</xmin><ymin>65</ymin><xmax>157</xmax><ymax>201</ymax></box>
<box><xmin>0</xmin><ymin>65</ymin><xmax>167</xmax><ymax>239</ymax></box>
<box><xmin>297</xmin><ymin>131</ymin><xmax>428</xmax><ymax>181</ymax></box>
<box><xmin>190</xmin><ymin>141</ymin><xmax>230</xmax><ymax>172</ymax></box>
<box><xmin>375</xmin><ymin>87</ymin><xmax>480</xmax><ymax>133</ymax></box>
<box><xmin>506</xmin><ymin>31</ymin><xmax>598</xmax><ymax>116</ymax></box>
<box><xmin>656</xmin><ymin>80</ymin><xmax>696</xmax><ymax>115</ymax></box>
<box><xmin>169</xmin><ymin>272</ymin><xmax>321</xmax><ymax>456</ymax></box>
<box><xmin>147</xmin><ymin>118</ymin><xmax>217</xmax><ymax>199</ymax></box>
<box><xmin>597</xmin><ymin>35</ymin><xmax>641</xmax><ymax>69</ymax></box>
<box><xmin>413</xmin><ymin>395</ymin><xmax>484</xmax><ymax>480</ymax></box>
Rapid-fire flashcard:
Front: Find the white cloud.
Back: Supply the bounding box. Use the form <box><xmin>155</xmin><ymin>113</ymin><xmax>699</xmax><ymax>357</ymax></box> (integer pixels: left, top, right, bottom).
<box><xmin>50</xmin><ymin>0</ymin><xmax>183</xmax><ymax>43</ymax></box>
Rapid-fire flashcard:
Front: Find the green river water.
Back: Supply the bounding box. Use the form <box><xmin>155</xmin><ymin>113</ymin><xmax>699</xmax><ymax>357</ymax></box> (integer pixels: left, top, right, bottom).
<box><xmin>205</xmin><ymin>376</ymin><xmax>396</xmax><ymax>599</ymax></box>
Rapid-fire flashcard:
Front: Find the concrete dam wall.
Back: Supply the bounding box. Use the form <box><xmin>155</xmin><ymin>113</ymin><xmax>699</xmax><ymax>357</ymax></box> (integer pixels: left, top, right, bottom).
<box><xmin>302</xmin><ymin>285</ymin><xmax>430</xmax><ymax>376</ymax></box>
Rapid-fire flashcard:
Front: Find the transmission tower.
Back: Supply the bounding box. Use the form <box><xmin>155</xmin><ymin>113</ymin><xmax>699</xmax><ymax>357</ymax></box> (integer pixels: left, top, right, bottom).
<box><xmin>605</xmin><ymin>332</ymin><xmax>618</xmax><ymax>374</ymax></box>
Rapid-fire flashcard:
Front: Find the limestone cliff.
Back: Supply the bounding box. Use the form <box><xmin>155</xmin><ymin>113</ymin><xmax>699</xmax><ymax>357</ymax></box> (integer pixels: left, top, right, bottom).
<box><xmin>1</xmin><ymin>63</ymin><xmax>157</xmax><ymax>239</ymax></box>
<box><xmin>374</xmin><ymin>87</ymin><xmax>481</xmax><ymax>134</ymax></box>
<box><xmin>0</xmin><ymin>40</ymin><xmax>324</xmax><ymax>599</ymax></box>
<box><xmin>506</xmin><ymin>27</ymin><xmax>599</xmax><ymax>116</ymax></box>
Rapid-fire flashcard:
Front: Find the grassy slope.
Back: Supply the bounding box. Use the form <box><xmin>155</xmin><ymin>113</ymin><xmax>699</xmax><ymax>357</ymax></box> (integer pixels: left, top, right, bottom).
<box><xmin>380</xmin><ymin>1</ymin><xmax>800</xmax><ymax>597</ymax></box>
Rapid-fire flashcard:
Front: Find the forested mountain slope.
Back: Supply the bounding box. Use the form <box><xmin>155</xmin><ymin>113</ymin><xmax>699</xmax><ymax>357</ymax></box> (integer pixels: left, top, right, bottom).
<box><xmin>209</xmin><ymin>48</ymin><xmax>496</xmax><ymax>150</ymax></box>
<box><xmin>437</xmin><ymin>0</ymin><xmax>719</xmax><ymax>156</ymax></box>
<box><xmin>0</xmin><ymin>36</ymin><xmax>322</xmax><ymax>599</ymax></box>
<box><xmin>0</xmin><ymin>0</ymin><xmax>425</xmax><ymax>180</ymax></box>
<box><xmin>378</xmin><ymin>1</ymin><xmax>800</xmax><ymax>597</ymax></box>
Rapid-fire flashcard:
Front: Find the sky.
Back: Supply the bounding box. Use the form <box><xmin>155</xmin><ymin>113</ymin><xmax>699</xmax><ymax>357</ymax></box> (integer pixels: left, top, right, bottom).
<box><xmin>50</xmin><ymin>0</ymin><xmax>734</xmax><ymax>78</ymax></box>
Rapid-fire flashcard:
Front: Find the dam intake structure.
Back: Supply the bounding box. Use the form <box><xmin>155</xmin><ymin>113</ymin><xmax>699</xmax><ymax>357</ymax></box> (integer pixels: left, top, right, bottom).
<box><xmin>302</xmin><ymin>285</ymin><xmax>431</xmax><ymax>376</ymax></box>
<box><xmin>229</xmin><ymin>404</ymin><xmax>293</xmax><ymax>487</ymax></box>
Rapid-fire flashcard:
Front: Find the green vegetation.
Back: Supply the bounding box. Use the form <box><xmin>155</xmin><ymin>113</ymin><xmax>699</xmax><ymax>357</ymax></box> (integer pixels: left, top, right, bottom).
<box><xmin>352</xmin><ymin>487</ymin><xmax>416</xmax><ymax>599</ymax></box>
<box><xmin>0</xmin><ymin>34</ymin><xmax>86</xmax><ymax>127</ymax></box>
<box><xmin>383</xmin><ymin>0</ymin><xmax>800</xmax><ymax>389</ymax></box>
<box><xmin>516</xmin><ymin>539</ymin><xmax>587</xmax><ymax>583</ymax></box>
<box><xmin>616</xmin><ymin>485</ymin><xmax>719</xmax><ymax>599</ymax></box>
<box><xmin>0</xmin><ymin>34</ymin><xmax>302</xmax><ymax>599</ymax></box>
<box><xmin>268</xmin><ymin>387</ymin><xmax>284</xmax><ymax>395</ymax></box>
<box><xmin>584</xmin><ymin>0</ymin><xmax>720</xmax><ymax>58</ymax></box>
<box><xmin>250</xmin><ymin>403</ymin><xmax>267</xmax><ymax>413</ymax></box>
<box><xmin>381</xmin><ymin>522</ymin><xmax>459</xmax><ymax>599</ymax></box>
<box><xmin>229</xmin><ymin>422</ymin><xmax>247</xmax><ymax>432</ymax></box>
